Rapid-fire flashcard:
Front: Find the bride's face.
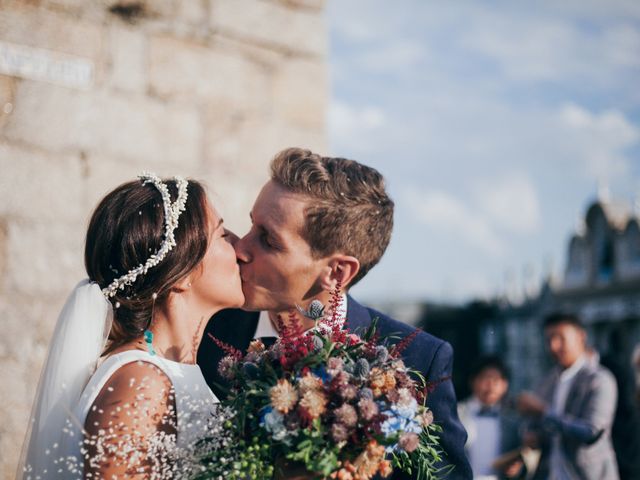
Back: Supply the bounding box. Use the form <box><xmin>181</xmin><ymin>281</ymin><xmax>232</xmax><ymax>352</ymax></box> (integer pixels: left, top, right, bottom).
<box><xmin>187</xmin><ymin>202</ymin><xmax>244</xmax><ymax>311</ymax></box>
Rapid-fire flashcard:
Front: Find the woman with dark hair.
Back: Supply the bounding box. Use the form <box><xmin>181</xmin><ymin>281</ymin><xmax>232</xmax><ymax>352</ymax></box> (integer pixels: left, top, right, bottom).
<box><xmin>18</xmin><ymin>173</ymin><xmax>244</xmax><ymax>478</ymax></box>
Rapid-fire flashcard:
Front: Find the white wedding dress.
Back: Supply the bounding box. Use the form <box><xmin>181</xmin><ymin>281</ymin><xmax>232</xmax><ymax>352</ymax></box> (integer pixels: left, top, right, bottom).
<box><xmin>28</xmin><ymin>350</ymin><xmax>219</xmax><ymax>479</ymax></box>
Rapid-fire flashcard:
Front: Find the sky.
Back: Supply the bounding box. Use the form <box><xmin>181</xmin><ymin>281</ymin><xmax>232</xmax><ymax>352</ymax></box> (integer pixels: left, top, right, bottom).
<box><xmin>326</xmin><ymin>0</ymin><xmax>640</xmax><ymax>304</ymax></box>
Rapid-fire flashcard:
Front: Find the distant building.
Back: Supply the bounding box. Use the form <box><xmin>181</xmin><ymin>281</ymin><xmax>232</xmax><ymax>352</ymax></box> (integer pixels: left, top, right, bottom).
<box><xmin>489</xmin><ymin>198</ymin><xmax>640</xmax><ymax>393</ymax></box>
<box><xmin>413</xmin><ymin>197</ymin><xmax>640</xmax><ymax>399</ymax></box>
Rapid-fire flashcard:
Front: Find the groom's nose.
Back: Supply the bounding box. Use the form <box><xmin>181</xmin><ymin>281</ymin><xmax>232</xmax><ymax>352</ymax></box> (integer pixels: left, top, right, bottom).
<box><xmin>234</xmin><ymin>234</ymin><xmax>252</xmax><ymax>263</ymax></box>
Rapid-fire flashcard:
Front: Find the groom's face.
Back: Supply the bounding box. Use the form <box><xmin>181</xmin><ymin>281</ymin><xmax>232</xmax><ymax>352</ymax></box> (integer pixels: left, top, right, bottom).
<box><xmin>235</xmin><ymin>181</ymin><xmax>328</xmax><ymax>312</ymax></box>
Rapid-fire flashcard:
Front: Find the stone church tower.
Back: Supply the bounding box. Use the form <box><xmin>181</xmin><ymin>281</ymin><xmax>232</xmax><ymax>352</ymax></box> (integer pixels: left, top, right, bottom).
<box><xmin>0</xmin><ymin>0</ymin><xmax>327</xmax><ymax>475</ymax></box>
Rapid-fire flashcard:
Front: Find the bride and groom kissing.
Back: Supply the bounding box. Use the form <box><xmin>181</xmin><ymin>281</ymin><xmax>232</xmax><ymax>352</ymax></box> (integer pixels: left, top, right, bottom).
<box><xmin>20</xmin><ymin>147</ymin><xmax>472</xmax><ymax>479</ymax></box>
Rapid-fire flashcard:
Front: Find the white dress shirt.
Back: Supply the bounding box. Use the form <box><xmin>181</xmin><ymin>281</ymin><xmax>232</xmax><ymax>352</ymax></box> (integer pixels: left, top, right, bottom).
<box><xmin>463</xmin><ymin>397</ymin><xmax>502</xmax><ymax>479</ymax></box>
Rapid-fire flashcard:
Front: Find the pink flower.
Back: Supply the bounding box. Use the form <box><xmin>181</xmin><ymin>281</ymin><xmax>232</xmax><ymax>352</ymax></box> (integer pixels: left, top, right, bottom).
<box><xmin>334</xmin><ymin>403</ymin><xmax>358</xmax><ymax>427</ymax></box>
<box><xmin>218</xmin><ymin>355</ymin><xmax>237</xmax><ymax>380</ymax></box>
<box><xmin>398</xmin><ymin>432</ymin><xmax>420</xmax><ymax>453</ymax></box>
<box><xmin>357</xmin><ymin>397</ymin><xmax>379</xmax><ymax>421</ymax></box>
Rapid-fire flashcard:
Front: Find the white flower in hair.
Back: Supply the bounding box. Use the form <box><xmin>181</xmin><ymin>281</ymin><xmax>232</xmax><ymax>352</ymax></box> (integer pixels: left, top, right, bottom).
<box><xmin>102</xmin><ymin>172</ymin><xmax>189</xmax><ymax>299</ymax></box>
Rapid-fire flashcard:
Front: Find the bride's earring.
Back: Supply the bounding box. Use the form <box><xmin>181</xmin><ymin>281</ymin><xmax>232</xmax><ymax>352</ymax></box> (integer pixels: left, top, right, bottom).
<box><xmin>144</xmin><ymin>329</ymin><xmax>157</xmax><ymax>356</ymax></box>
<box><xmin>145</xmin><ymin>292</ymin><xmax>158</xmax><ymax>356</ymax></box>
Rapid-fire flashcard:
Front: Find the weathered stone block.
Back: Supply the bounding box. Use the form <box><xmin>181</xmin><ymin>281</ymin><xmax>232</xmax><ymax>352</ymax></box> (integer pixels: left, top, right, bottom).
<box><xmin>82</xmin><ymin>153</ymin><xmax>197</xmax><ymax>212</ymax></box>
<box><xmin>0</xmin><ymin>218</ymin><xmax>6</xmax><ymax>295</ymax></box>
<box><xmin>5</xmin><ymin>219</ymin><xmax>87</xmax><ymax>296</ymax></box>
<box><xmin>0</xmin><ymin>4</ymin><xmax>105</xmax><ymax>61</ymax></box>
<box><xmin>202</xmin><ymin>169</ymin><xmax>265</xmax><ymax>236</ymax></box>
<box><xmin>5</xmin><ymin>81</ymin><xmax>201</xmax><ymax>167</ymax></box>
<box><xmin>272</xmin><ymin>57</ymin><xmax>326</xmax><ymax>130</ymax></box>
<box><xmin>107</xmin><ymin>24</ymin><xmax>147</xmax><ymax>93</ymax></box>
<box><xmin>0</xmin><ymin>142</ymin><xmax>85</xmax><ymax>223</ymax></box>
<box><xmin>279</xmin><ymin>0</ymin><xmax>325</xmax><ymax>10</ymax></box>
<box><xmin>210</xmin><ymin>0</ymin><xmax>326</xmax><ymax>57</ymax></box>
<box><xmin>0</xmin><ymin>74</ymin><xmax>16</xmax><ymax>130</ymax></box>
<box><xmin>176</xmin><ymin>0</ymin><xmax>209</xmax><ymax>25</ymax></box>
<box><xmin>149</xmin><ymin>35</ymin><xmax>271</xmax><ymax>113</ymax></box>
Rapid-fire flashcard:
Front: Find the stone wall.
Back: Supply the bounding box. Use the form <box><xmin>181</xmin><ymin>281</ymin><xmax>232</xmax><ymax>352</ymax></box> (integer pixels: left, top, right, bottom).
<box><xmin>0</xmin><ymin>0</ymin><xmax>327</xmax><ymax>476</ymax></box>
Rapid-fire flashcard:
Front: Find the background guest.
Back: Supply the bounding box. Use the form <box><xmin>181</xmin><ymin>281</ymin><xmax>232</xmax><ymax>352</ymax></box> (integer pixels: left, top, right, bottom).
<box><xmin>517</xmin><ymin>313</ymin><xmax>618</xmax><ymax>480</ymax></box>
<box><xmin>458</xmin><ymin>355</ymin><xmax>524</xmax><ymax>479</ymax></box>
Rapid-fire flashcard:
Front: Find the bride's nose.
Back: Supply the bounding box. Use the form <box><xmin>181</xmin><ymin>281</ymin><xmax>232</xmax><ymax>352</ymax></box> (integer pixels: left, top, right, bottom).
<box><xmin>234</xmin><ymin>234</ymin><xmax>252</xmax><ymax>263</ymax></box>
<box><xmin>225</xmin><ymin>229</ymin><xmax>240</xmax><ymax>245</ymax></box>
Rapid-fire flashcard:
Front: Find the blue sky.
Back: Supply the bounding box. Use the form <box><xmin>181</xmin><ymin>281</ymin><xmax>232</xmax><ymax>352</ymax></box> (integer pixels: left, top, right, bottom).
<box><xmin>327</xmin><ymin>0</ymin><xmax>640</xmax><ymax>303</ymax></box>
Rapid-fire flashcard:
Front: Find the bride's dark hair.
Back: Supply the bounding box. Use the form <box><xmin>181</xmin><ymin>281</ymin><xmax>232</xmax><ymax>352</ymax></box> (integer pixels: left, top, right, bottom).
<box><xmin>85</xmin><ymin>178</ymin><xmax>209</xmax><ymax>354</ymax></box>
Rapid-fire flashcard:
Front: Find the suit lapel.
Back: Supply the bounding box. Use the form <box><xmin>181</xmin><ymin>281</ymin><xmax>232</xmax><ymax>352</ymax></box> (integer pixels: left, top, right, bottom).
<box><xmin>345</xmin><ymin>295</ymin><xmax>371</xmax><ymax>332</ymax></box>
<box><xmin>564</xmin><ymin>365</ymin><xmax>589</xmax><ymax>415</ymax></box>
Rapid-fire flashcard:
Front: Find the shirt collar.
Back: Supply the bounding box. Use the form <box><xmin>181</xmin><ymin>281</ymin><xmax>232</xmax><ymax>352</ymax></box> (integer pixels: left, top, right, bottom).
<box><xmin>253</xmin><ymin>294</ymin><xmax>348</xmax><ymax>340</ymax></box>
<box><xmin>558</xmin><ymin>354</ymin><xmax>587</xmax><ymax>383</ymax></box>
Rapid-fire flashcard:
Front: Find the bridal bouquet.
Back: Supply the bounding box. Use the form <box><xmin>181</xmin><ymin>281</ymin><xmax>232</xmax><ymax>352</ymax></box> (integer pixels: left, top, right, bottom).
<box><xmin>196</xmin><ymin>294</ymin><xmax>444</xmax><ymax>480</ymax></box>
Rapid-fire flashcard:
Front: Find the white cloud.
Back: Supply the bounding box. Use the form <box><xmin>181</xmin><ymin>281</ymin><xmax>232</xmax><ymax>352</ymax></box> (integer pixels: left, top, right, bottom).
<box><xmin>556</xmin><ymin>103</ymin><xmax>640</xmax><ymax>180</ymax></box>
<box><xmin>404</xmin><ymin>188</ymin><xmax>507</xmax><ymax>257</ymax></box>
<box><xmin>357</xmin><ymin>39</ymin><xmax>426</xmax><ymax>72</ymax></box>
<box><xmin>327</xmin><ymin>0</ymin><xmax>640</xmax><ymax>301</ymax></box>
<box><xmin>457</xmin><ymin>5</ymin><xmax>640</xmax><ymax>86</ymax></box>
<box><xmin>474</xmin><ymin>173</ymin><xmax>542</xmax><ymax>234</ymax></box>
<box><xmin>328</xmin><ymin>101</ymin><xmax>386</xmax><ymax>153</ymax></box>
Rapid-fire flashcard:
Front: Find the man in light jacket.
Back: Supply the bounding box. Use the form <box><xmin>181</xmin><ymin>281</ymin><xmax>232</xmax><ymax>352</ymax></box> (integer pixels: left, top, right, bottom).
<box><xmin>517</xmin><ymin>313</ymin><xmax>618</xmax><ymax>480</ymax></box>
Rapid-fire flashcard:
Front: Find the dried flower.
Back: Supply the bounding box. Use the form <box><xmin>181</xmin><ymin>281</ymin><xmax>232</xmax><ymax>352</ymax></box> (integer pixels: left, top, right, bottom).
<box><xmin>418</xmin><ymin>409</ymin><xmax>434</xmax><ymax>427</ymax></box>
<box><xmin>370</xmin><ymin>368</ymin><xmax>395</xmax><ymax>397</ymax></box>
<box><xmin>327</xmin><ymin>357</ymin><xmax>344</xmax><ymax>376</ymax></box>
<box><xmin>299</xmin><ymin>389</ymin><xmax>328</xmax><ymax>420</ymax></box>
<box><xmin>334</xmin><ymin>404</ymin><xmax>358</xmax><ymax>427</ymax></box>
<box><xmin>357</xmin><ymin>397</ymin><xmax>379</xmax><ymax>421</ymax></box>
<box><xmin>270</xmin><ymin>379</ymin><xmax>298</xmax><ymax>414</ymax></box>
<box><xmin>378</xmin><ymin>459</ymin><xmax>393</xmax><ymax>477</ymax></box>
<box><xmin>338</xmin><ymin>383</ymin><xmax>358</xmax><ymax>401</ymax></box>
<box><xmin>298</xmin><ymin>372</ymin><xmax>323</xmax><ymax>394</ymax></box>
<box><xmin>331</xmin><ymin>422</ymin><xmax>350</xmax><ymax>443</ymax></box>
<box><xmin>218</xmin><ymin>355</ymin><xmax>237</xmax><ymax>380</ymax></box>
<box><xmin>399</xmin><ymin>432</ymin><xmax>420</xmax><ymax>453</ymax></box>
<box><xmin>354</xmin><ymin>358</ymin><xmax>371</xmax><ymax>379</ymax></box>
<box><xmin>247</xmin><ymin>339</ymin><xmax>266</xmax><ymax>353</ymax></box>
<box><xmin>375</xmin><ymin>345</ymin><xmax>389</xmax><ymax>363</ymax></box>
<box><xmin>359</xmin><ymin>388</ymin><xmax>374</xmax><ymax>400</ymax></box>
<box><xmin>353</xmin><ymin>440</ymin><xmax>386</xmax><ymax>478</ymax></box>
<box><xmin>332</xmin><ymin>370</ymin><xmax>351</xmax><ymax>387</ymax></box>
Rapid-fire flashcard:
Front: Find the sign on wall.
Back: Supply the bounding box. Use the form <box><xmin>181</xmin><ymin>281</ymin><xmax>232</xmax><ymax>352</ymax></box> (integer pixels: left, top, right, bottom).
<box><xmin>0</xmin><ymin>41</ymin><xmax>93</xmax><ymax>89</ymax></box>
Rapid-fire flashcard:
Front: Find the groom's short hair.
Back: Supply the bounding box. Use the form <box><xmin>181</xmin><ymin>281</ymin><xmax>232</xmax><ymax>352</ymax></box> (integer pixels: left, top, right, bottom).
<box><xmin>270</xmin><ymin>147</ymin><xmax>394</xmax><ymax>286</ymax></box>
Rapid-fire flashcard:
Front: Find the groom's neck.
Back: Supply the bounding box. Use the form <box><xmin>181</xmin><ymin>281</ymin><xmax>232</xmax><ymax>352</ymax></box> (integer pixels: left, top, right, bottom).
<box><xmin>267</xmin><ymin>290</ymin><xmax>337</xmax><ymax>334</ymax></box>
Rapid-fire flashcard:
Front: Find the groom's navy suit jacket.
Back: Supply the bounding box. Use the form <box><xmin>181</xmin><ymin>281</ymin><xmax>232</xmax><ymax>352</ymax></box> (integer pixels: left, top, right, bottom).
<box><xmin>197</xmin><ymin>296</ymin><xmax>472</xmax><ymax>480</ymax></box>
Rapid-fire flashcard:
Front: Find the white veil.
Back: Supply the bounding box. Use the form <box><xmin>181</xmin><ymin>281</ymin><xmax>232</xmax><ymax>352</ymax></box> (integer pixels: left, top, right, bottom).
<box><xmin>17</xmin><ymin>279</ymin><xmax>112</xmax><ymax>478</ymax></box>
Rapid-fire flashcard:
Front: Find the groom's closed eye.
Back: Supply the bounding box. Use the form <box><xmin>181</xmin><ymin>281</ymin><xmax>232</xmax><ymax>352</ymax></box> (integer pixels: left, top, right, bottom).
<box><xmin>249</xmin><ymin>213</ymin><xmax>283</xmax><ymax>251</ymax></box>
<box><xmin>259</xmin><ymin>228</ymin><xmax>280</xmax><ymax>250</ymax></box>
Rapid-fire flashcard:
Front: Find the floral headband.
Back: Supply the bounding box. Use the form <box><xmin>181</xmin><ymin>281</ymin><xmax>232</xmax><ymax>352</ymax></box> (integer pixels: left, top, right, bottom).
<box><xmin>101</xmin><ymin>172</ymin><xmax>189</xmax><ymax>299</ymax></box>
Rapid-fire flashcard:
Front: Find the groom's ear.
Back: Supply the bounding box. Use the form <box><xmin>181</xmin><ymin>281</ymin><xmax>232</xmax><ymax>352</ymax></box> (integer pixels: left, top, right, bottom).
<box><xmin>319</xmin><ymin>255</ymin><xmax>360</xmax><ymax>291</ymax></box>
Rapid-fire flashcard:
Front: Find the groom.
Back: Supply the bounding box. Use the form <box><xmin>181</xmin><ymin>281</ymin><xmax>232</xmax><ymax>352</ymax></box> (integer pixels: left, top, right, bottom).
<box><xmin>198</xmin><ymin>148</ymin><xmax>472</xmax><ymax>479</ymax></box>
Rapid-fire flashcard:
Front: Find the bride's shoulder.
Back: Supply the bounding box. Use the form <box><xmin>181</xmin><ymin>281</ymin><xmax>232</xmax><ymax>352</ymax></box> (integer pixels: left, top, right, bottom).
<box><xmin>82</xmin><ymin>356</ymin><xmax>177</xmax><ymax>475</ymax></box>
<box><xmin>100</xmin><ymin>355</ymin><xmax>173</xmax><ymax>398</ymax></box>
<box><xmin>86</xmin><ymin>352</ymin><xmax>176</xmax><ymax>431</ymax></box>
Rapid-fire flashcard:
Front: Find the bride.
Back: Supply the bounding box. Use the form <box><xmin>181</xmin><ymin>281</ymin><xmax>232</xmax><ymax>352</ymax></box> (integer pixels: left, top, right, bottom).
<box><xmin>18</xmin><ymin>173</ymin><xmax>244</xmax><ymax>478</ymax></box>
